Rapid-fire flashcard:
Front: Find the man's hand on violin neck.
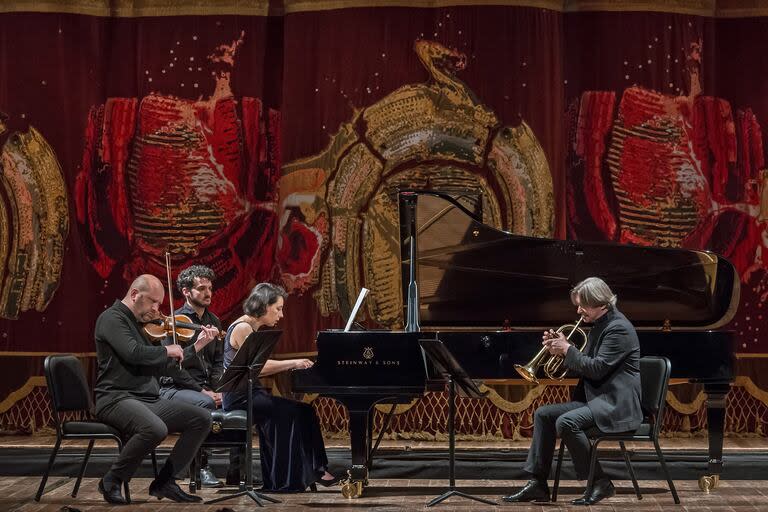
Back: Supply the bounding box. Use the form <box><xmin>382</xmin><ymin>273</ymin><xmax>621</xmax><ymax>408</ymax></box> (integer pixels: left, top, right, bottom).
<box><xmin>165</xmin><ymin>344</ymin><xmax>184</xmax><ymax>362</ymax></box>
<box><xmin>193</xmin><ymin>325</ymin><xmax>220</xmax><ymax>352</ymax></box>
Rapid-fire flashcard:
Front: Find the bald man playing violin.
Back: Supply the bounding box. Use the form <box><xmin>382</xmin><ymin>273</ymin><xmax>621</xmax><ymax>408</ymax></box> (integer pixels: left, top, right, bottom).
<box><xmin>94</xmin><ymin>274</ymin><xmax>219</xmax><ymax>505</ymax></box>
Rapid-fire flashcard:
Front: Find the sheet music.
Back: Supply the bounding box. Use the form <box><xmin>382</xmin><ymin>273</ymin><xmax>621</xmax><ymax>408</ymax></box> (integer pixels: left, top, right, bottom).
<box><xmin>344</xmin><ymin>288</ymin><xmax>370</xmax><ymax>332</ymax></box>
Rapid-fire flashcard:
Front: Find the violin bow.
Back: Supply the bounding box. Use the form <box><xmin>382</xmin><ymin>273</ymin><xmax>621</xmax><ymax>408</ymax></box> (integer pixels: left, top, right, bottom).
<box><xmin>164</xmin><ymin>251</ymin><xmax>179</xmax><ymax>348</ymax></box>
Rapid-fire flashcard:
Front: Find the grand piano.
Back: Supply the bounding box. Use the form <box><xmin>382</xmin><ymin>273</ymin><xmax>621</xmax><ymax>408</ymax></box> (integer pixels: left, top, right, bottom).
<box><xmin>293</xmin><ymin>190</ymin><xmax>739</xmax><ymax>497</ymax></box>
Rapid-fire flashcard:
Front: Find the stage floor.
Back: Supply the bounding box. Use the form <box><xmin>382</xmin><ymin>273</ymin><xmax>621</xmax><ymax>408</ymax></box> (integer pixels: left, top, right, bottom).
<box><xmin>3</xmin><ymin>435</ymin><xmax>767</xmax><ymax>510</ymax></box>
<box><xmin>4</xmin><ymin>476</ymin><xmax>766</xmax><ymax>511</ymax></box>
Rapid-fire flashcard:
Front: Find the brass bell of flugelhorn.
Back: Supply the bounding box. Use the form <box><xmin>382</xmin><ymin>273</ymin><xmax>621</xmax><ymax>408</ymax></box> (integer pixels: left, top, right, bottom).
<box><xmin>514</xmin><ymin>317</ymin><xmax>588</xmax><ymax>384</ymax></box>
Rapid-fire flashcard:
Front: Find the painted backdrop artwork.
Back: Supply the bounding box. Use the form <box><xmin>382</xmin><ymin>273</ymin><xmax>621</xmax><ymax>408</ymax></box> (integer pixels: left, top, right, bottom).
<box><xmin>280</xmin><ymin>40</ymin><xmax>554</xmax><ymax>328</ymax></box>
<box><xmin>75</xmin><ymin>33</ymin><xmax>281</xmax><ymax>318</ymax></box>
<box><xmin>568</xmin><ymin>43</ymin><xmax>765</xmax><ymax>350</ymax></box>
<box><xmin>0</xmin><ymin>112</ymin><xmax>69</xmax><ymax>319</ymax></box>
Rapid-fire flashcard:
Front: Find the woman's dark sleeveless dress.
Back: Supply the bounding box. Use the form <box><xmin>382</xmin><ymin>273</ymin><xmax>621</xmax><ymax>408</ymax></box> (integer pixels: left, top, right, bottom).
<box><xmin>222</xmin><ymin>321</ymin><xmax>329</xmax><ymax>492</ymax></box>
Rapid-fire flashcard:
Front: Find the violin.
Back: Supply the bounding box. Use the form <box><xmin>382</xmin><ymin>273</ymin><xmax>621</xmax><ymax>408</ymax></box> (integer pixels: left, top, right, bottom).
<box><xmin>146</xmin><ymin>251</ymin><xmax>221</xmax><ymax>347</ymax></box>
<box><xmin>144</xmin><ymin>314</ymin><xmax>223</xmax><ymax>343</ymax></box>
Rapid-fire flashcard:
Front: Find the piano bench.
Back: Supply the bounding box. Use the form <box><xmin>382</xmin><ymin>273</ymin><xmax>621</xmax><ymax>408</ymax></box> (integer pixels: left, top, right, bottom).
<box><xmin>189</xmin><ymin>409</ymin><xmax>249</xmax><ymax>493</ymax></box>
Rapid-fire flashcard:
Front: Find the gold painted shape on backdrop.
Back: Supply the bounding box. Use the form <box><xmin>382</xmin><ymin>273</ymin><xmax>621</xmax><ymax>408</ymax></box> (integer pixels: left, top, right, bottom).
<box><xmin>281</xmin><ymin>40</ymin><xmax>553</xmax><ymax>328</ymax></box>
<box><xmin>489</xmin><ymin>123</ymin><xmax>554</xmax><ymax>236</ymax></box>
<box><xmin>0</xmin><ymin>123</ymin><xmax>69</xmax><ymax>319</ymax></box>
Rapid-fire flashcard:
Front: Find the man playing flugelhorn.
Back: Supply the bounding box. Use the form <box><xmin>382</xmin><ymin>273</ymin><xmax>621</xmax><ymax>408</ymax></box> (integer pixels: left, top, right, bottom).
<box><xmin>502</xmin><ymin>277</ymin><xmax>642</xmax><ymax>506</ymax></box>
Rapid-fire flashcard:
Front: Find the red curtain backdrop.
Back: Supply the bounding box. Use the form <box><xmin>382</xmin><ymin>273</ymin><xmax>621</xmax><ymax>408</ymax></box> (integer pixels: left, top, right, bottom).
<box><xmin>2</xmin><ymin>1</ymin><xmax>768</xmax><ymax>405</ymax></box>
<box><xmin>564</xmin><ymin>11</ymin><xmax>768</xmax><ymax>352</ymax></box>
<box><xmin>278</xmin><ymin>5</ymin><xmax>565</xmax><ymax>350</ymax></box>
<box><xmin>1</xmin><ymin>13</ymin><xmax>274</xmax><ymax>352</ymax></box>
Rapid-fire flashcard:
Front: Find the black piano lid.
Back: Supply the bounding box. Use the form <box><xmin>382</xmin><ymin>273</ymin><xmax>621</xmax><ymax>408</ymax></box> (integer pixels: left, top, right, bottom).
<box><xmin>399</xmin><ymin>190</ymin><xmax>740</xmax><ymax>330</ymax></box>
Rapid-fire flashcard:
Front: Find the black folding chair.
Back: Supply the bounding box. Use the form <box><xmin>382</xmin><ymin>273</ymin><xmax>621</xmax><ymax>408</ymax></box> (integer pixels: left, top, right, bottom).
<box><xmin>552</xmin><ymin>355</ymin><xmax>680</xmax><ymax>504</ymax></box>
<box><xmin>34</xmin><ymin>354</ymin><xmax>157</xmax><ymax>503</ymax></box>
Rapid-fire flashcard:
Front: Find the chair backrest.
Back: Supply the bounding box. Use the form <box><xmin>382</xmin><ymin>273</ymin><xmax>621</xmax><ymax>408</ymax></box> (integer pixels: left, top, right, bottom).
<box><xmin>639</xmin><ymin>356</ymin><xmax>671</xmax><ymax>437</ymax></box>
<box><xmin>44</xmin><ymin>354</ymin><xmax>93</xmax><ymax>416</ymax></box>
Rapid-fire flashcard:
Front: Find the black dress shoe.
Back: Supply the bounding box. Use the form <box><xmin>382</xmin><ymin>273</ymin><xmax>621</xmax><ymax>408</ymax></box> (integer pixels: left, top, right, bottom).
<box><xmin>502</xmin><ymin>479</ymin><xmax>551</xmax><ymax>503</ymax></box>
<box><xmin>571</xmin><ymin>479</ymin><xmax>615</xmax><ymax>505</ymax></box>
<box><xmin>316</xmin><ymin>474</ymin><xmax>343</xmax><ymax>487</ymax></box>
<box><xmin>149</xmin><ymin>478</ymin><xmax>203</xmax><ymax>503</ymax></box>
<box><xmin>98</xmin><ymin>478</ymin><xmax>127</xmax><ymax>505</ymax></box>
<box><xmin>200</xmin><ymin>465</ymin><xmax>223</xmax><ymax>487</ymax></box>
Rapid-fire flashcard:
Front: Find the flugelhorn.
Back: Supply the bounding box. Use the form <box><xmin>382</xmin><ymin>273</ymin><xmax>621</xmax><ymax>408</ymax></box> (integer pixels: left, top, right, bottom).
<box><xmin>514</xmin><ymin>317</ymin><xmax>588</xmax><ymax>383</ymax></box>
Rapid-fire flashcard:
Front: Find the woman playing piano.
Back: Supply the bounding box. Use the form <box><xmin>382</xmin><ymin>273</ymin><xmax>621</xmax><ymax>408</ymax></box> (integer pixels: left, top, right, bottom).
<box><xmin>221</xmin><ymin>282</ymin><xmax>340</xmax><ymax>491</ymax></box>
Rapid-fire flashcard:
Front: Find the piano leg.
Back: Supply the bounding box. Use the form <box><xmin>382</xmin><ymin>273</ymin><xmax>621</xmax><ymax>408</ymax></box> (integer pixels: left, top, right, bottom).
<box><xmin>700</xmin><ymin>383</ymin><xmax>729</xmax><ymax>492</ymax></box>
<box><xmin>366</xmin><ymin>408</ymin><xmax>374</xmax><ymax>468</ymax></box>
<box><xmin>339</xmin><ymin>398</ymin><xmax>374</xmax><ymax>498</ymax></box>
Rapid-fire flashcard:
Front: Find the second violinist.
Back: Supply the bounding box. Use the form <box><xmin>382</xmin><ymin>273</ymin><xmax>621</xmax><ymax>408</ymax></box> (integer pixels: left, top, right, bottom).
<box><xmin>158</xmin><ymin>265</ymin><xmax>224</xmax><ymax>487</ymax></box>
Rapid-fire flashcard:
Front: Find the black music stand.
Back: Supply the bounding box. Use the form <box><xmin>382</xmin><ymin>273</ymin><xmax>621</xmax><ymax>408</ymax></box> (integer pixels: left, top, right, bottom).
<box><xmin>420</xmin><ymin>339</ymin><xmax>496</xmax><ymax>507</ymax></box>
<box><xmin>206</xmin><ymin>330</ymin><xmax>283</xmax><ymax>507</ymax></box>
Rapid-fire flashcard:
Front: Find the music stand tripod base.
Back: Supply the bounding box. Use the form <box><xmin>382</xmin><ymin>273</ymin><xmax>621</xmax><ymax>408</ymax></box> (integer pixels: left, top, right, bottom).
<box><xmin>420</xmin><ymin>339</ymin><xmax>497</xmax><ymax>508</ymax></box>
<box><xmin>206</xmin><ymin>330</ymin><xmax>283</xmax><ymax>506</ymax></box>
<box><xmin>428</xmin><ymin>489</ymin><xmax>497</xmax><ymax>507</ymax></box>
<box><xmin>424</xmin><ymin>380</ymin><xmax>497</xmax><ymax>507</ymax></box>
<box><xmin>204</xmin><ymin>376</ymin><xmax>280</xmax><ymax>506</ymax></box>
<box><xmin>207</xmin><ymin>488</ymin><xmax>281</xmax><ymax>507</ymax></box>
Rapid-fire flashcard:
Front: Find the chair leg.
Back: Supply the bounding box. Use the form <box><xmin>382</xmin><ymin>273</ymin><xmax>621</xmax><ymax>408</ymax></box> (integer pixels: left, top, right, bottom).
<box><xmin>552</xmin><ymin>442</ymin><xmax>566</xmax><ymax>502</ymax></box>
<box><xmin>619</xmin><ymin>441</ymin><xmax>641</xmax><ymax>500</ymax></box>
<box><xmin>72</xmin><ymin>439</ymin><xmax>95</xmax><ymax>497</ymax></box>
<box><xmin>189</xmin><ymin>449</ymin><xmax>201</xmax><ymax>493</ymax></box>
<box><xmin>35</xmin><ymin>437</ymin><xmax>62</xmax><ymax>501</ymax></box>
<box><xmin>196</xmin><ymin>449</ymin><xmax>204</xmax><ymax>490</ymax></box>
<box><xmin>151</xmin><ymin>449</ymin><xmax>158</xmax><ymax>478</ymax></box>
<box><xmin>123</xmin><ymin>480</ymin><xmax>131</xmax><ymax>504</ymax></box>
<box><xmin>585</xmin><ymin>440</ymin><xmax>600</xmax><ymax>493</ymax></box>
<box><xmin>653</xmin><ymin>439</ymin><xmax>680</xmax><ymax>504</ymax></box>
<box><xmin>240</xmin><ymin>442</ymin><xmax>248</xmax><ymax>491</ymax></box>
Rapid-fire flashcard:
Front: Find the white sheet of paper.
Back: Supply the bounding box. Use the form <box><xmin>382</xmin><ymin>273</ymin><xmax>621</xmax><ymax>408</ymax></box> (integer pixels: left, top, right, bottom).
<box><xmin>344</xmin><ymin>288</ymin><xmax>370</xmax><ymax>332</ymax></box>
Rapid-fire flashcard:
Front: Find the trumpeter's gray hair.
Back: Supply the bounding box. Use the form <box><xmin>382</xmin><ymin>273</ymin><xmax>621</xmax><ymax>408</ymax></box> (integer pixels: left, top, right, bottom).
<box><xmin>570</xmin><ymin>277</ymin><xmax>617</xmax><ymax>309</ymax></box>
<box><xmin>243</xmin><ymin>283</ymin><xmax>287</xmax><ymax>318</ymax></box>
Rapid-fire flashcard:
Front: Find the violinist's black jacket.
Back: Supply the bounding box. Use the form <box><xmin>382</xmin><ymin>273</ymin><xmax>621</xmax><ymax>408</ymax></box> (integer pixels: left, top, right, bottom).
<box><xmin>94</xmin><ymin>300</ymin><xmax>198</xmax><ymax>415</ymax></box>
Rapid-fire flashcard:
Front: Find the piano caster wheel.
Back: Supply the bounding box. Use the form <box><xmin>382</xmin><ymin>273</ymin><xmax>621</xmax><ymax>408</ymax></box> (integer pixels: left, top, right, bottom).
<box><xmin>698</xmin><ymin>474</ymin><xmax>719</xmax><ymax>493</ymax></box>
<box><xmin>341</xmin><ymin>480</ymin><xmax>364</xmax><ymax>498</ymax></box>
